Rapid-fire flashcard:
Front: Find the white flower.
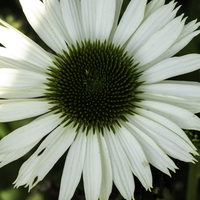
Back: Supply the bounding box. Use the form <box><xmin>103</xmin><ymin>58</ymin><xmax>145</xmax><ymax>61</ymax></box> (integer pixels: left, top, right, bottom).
<box><xmin>0</xmin><ymin>0</ymin><xmax>200</xmax><ymax>199</ymax></box>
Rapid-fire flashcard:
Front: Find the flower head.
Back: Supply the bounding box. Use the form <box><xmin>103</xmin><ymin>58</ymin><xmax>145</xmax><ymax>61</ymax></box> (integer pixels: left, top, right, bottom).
<box><xmin>0</xmin><ymin>0</ymin><xmax>200</xmax><ymax>200</ymax></box>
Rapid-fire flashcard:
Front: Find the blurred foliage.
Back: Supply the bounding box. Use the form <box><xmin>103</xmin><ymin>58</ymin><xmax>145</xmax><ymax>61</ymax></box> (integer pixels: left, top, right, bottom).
<box><xmin>0</xmin><ymin>0</ymin><xmax>200</xmax><ymax>200</ymax></box>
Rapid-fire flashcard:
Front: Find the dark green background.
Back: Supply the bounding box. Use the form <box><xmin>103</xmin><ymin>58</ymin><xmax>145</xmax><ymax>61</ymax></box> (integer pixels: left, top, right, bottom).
<box><xmin>0</xmin><ymin>0</ymin><xmax>200</xmax><ymax>200</ymax></box>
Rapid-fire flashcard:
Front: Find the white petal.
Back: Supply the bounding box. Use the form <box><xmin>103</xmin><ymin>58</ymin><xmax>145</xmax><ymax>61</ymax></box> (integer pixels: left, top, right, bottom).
<box><xmin>0</xmin><ymin>68</ymin><xmax>47</xmax><ymax>90</ymax></box>
<box><xmin>144</xmin><ymin>0</ymin><xmax>165</xmax><ymax>20</ymax></box>
<box><xmin>134</xmin><ymin>15</ymin><xmax>185</xmax><ymax>66</ymax></box>
<box><xmin>59</xmin><ymin>131</ymin><xmax>87</xmax><ymax>200</ymax></box>
<box><xmin>0</xmin><ymin>100</ymin><xmax>51</xmax><ymax>122</ymax></box>
<box><xmin>0</xmin><ymin>112</ymin><xmax>61</xmax><ymax>154</ymax></box>
<box><xmin>116</xmin><ymin>126</ymin><xmax>152</xmax><ymax>190</ymax></box>
<box><xmin>0</xmin><ymin>143</ymin><xmax>38</xmax><ymax>168</ymax></box>
<box><xmin>83</xmin><ymin>131</ymin><xmax>102</xmax><ymax>200</ymax></box>
<box><xmin>0</xmin><ymin>20</ymin><xmax>53</xmax><ymax>67</ymax></box>
<box><xmin>81</xmin><ymin>0</ymin><xmax>97</xmax><ymax>42</ymax></box>
<box><xmin>0</xmin><ymin>88</ymin><xmax>46</xmax><ymax>99</ymax></box>
<box><xmin>108</xmin><ymin>0</ymin><xmax>123</xmax><ymax>42</ymax></box>
<box><xmin>139</xmin><ymin>80</ymin><xmax>200</xmax><ymax>101</ymax></box>
<box><xmin>137</xmin><ymin>101</ymin><xmax>200</xmax><ymax>130</ymax></box>
<box><xmin>95</xmin><ymin>0</ymin><xmax>116</xmax><ymax>42</ymax></box>
<box><xmin>0</xmin><ymin>49</ymin><xmax>47</xmax><ymax>74</ymax></box>
<box><xmin>19</xmin><ymin>0</ymin><xmax>67</xmax><ymax>53</ymax></box>
<box><xmin>140</xmin><ymin>54</ymin><xmax>200</xmax><ymax>84</ymax></box>
<box><xmin>126</xmin><ymin>1</ymin><xmax>178</xmax><ymax>56</ymax></box>
<box><xmin>104</xmin><ymin>130</ymin><xmax>134</xmax><ymax>200</ymax></box>
<box><xmin>122</xmin><ymin>121</ymin><xmax>178</xmax><ymax>176</ymax></box>
<box><xmin>97</xmin><ymin>133</ymin><xmax>113</xmax><ymax>200</ymax></box>
<box><xmin>61</xmin><ymin>0</ymin><xmax>84</xmax><ymax>44</ymax></box>
<box><xmin>43</xmin><ymin>0</ymin><xmax>73</xmax><ymax>45</ymax></box>
<box><xmin>140</xmin><ymin>20</ymin><xmax>200</xmax><ymax>71</ymax></box>
<box><xmin>138</xmin><ymin>93</ymin><xmax>200</xmax><ymax>113</ymax></box>
<box><xmin>135</xmin><ymin>107</ymin><xmax>196</xmax><ymax>150</ymax></box>
<box><xmin>14</xmin><ymin>124</ymin><xmax>76</xmax><ymax>190</ymax></box>
<box><xmin>112</xmin><ymin>0</ymin><xmax>146</xmax><ymax>46</ymax></box>
<box><xmin>130</xmin><ymin>114</ymin><xmax>197</xmax><ymax>162</ymax></box>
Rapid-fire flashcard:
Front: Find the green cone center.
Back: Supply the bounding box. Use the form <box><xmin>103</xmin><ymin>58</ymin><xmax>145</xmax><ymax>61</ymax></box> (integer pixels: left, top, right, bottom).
<box><xmin>45</xmin><ymin>40</ymin><xmax>143</xmax><ymax>134</ymax></box>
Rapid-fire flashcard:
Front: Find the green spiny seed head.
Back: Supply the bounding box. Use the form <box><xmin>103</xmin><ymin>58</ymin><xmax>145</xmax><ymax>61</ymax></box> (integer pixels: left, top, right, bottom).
<box><xmin>44</xmin><ymin>40</ymin><xmax>143</xmax><ymax>134</ymax></box>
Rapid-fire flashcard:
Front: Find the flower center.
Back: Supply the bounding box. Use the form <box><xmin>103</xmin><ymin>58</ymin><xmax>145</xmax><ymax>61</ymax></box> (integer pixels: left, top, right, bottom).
<box><xmin>45</xmin><ymin>40</ymin><xmax>143</xmax><ymax>134</ymax></box>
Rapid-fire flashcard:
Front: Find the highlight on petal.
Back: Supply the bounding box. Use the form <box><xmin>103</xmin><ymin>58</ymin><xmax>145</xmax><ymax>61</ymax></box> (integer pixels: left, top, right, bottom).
<box><xmin>0</xmin><ymin>68</ymin><xmax>47</xmax><ymax>90</ymax></box>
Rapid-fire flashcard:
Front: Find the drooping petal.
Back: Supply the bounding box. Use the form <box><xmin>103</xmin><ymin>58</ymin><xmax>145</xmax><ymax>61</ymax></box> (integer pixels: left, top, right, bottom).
<box><xmin>116</xmin><ymin>126</ymin><xmax>152</xmax><ymax>190</ymax></box>
<box><xmin>140</xmin><ymin>54</ymin><xmax>200</xmax><ymax>84</ymax></box>
<box><xmin>104</xmin><ymin>130</ymin><xmax>135</xmax><ymax>200</ymax></box>
<box><xmin>83</xmin><ymin>131</ymin><xmax>102</xmax><ymax>200</ymax></box>
<box><xmin>135</xmin><ymin>107</ymin><xmax>196</xmax><ymax>149</ymax></box>
<box><xmin>129</xmin><ymin>114</ymin><xmax>197</xmax><ymax>162</ymax></box>
<box><xmin>97</xmin><ymin>133</ymin><xmax>113</xmax><ymax>200</ymax></box>
<box><xmin>137</xmin><ymin>101</ymin><xmax>200</xmax><ymax>130</ymax></box>
<box><xmin>0</xmin><ymin>68</ymin><xmax>47</xmax><ymax>90</ymax></box>
<box><xmin>0</xmin><ymin>112</ymin><xmax>62</xmax><ymax>154</ymax></box>
<box><xmin>14</xmin><ymin>123</ymin><xmax>76</xmax><ymax>190</ymax></box>
<box><xmin>139</xmin><ymin>80</ymin><xmax>200</xmax><ymax>101</ymax></box>
<box><xmin>138</xmin><ymin>93</ymin><xmax>200</xmax><ymax>113</ymax></box>
<box><xmin>134</xmin><ymin>15</ymin><xmax>185</xmax><ymax>66</ymax></box>
<box><xmin>112</xmin><ymin>0</ymin><xmax>146</xmax><ymax>46</ymax></box>
<box><xmin>59</xmin><ymin>131</ymin><xmax>87</xmax><ymax>200</ymax></box>
<box><xmin>122</xmin><ymin>121</ymin><xmax>178</xmax><ymax>176</ymax></box>
<box><xmin>19</xmin><ymin>0</ymin><xmax>67</xmax><ymax>53</ymax></box>
<box><xmin>0</xmin><ymin>99</ymin><xmax>51</xmax><ymax>122</ymax></box>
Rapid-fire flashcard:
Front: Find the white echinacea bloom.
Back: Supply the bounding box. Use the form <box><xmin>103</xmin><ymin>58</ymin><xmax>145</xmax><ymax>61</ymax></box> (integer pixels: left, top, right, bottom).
<box><xmin>0</xmin><ymin>0</ymin><xmax>200</xmax><ymax>199</ymax></box>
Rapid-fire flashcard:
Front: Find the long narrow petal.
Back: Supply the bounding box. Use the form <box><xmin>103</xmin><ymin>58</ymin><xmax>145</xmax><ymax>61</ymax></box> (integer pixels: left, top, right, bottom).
<box><xmin>116</xmin><ymin>126</ymin><xmax>152</xmax><ymax>190</ymax></box>
<box><xmin>104</xmin><ymin>130</ymin><xmax>135</xmax><ymax>200</ymax></box>
<box><xmin>83</xmin><ymin>131</ymin><xmax>102</xmax><ymax>200</ymax></box>
<box><xmin>0</xmin><ymin>88</ymin><xmax>46</xmax><ymax>99</ymax></box>
<box><xmin>129</xmin><ymin>114</ymin><xmax>197</xmax><ymax>162</ymax></box>
<box><xmin>140</xmin><ymin>20</ymin><xmax>200</xmax><ymax>71</ymax></box>
<box><xmin>140</xmin><ymin>54</ymin><xmax>200</xmax><ymax>84</ymax></box>
<box><xmin>61</xmin><ymin>0</ymin><xmax>84</xmax><ymax>44</ymax></box>
<box><xmin>0</xmin><ymin>112</ymin><xmax>61</xmax><ymax>154</ymax></box>
<box><xmin>14</xmin><ymin>124</ymin><xmax>76</xmax><ymax>190</ymax></box>
<box><xmin>112</xmin><ymin>0</ymin><xmax>147</xmax><ymax>46</ymax></box>
<box><xmin>144</xmin><ymin>0</ymin><xmax>165</xmax><ymax>19</ymax></box>
<box><xmin>122</xmin><ymin>121</ymin><xmax>178</xmax><ymax>176</ymax></box>
<box><xmin>134</xmin><ymin>15</ymin><xmax>185</xmax><ymax>66</ymax></box>
<box><xmin>43</xmin><ymin>0</ymin><xmax>73</xmax><ymax>45</ymax></box>
<box><xmin>0</xmin><ymin>100</ymin><xmax>51</xmax><ymax>122</ymax></box>
<box><xmin>126</xmin><ymin>1</ymin><xmax>178</xmax><ymax>56</ymax></box>
<box><xmin>59</xmin><ymin>131</ymin><xmax>87</xmax><ymax>200</ymax></box>
<box><xmin>0</xmin><ymin>68</ymin><xmax>47</xmax><ymax>90</ymax></box>
<box><xmin>97</xmin><ymin>133</ymin><xmax>113</xmax><ymax>200</ymax></box>
<box><xmin>95</xmin><ymin>0</ymin><xmax>116</xmax><ymax>42</ymax></box>
<box><xmin>139</xmin><ymin>80</ymin><xmax>200</xmax><ymax>101</ymax></box>
<box><xmin>19</xmin><ymin>0</ymin><xmax>67</xmax><ymax>53</ymax></box>
<box><xmin>138</xmin><ymin>93</ymin><xmax>200</xmax><ymax>113</ymax></box>
<box><xmin>137</xmin><ymin>100</ymin><xmax>200</xmax><ymax>130</ymax></box>
<box><xmin>0</xmin><ymin>21</ymin><xmax>53</xmax><ymax>67</ymax></box>
<box><xmin>135</xmin><ymin>107</ymin><xmax>196</xmax><ymax>149</ymax></box>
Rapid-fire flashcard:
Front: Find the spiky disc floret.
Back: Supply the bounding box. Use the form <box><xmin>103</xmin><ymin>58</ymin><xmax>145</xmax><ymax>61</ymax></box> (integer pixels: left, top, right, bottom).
<box><xmin>45</xmin><ymin>40</ymin><xmax>143</xmax><ymax>134</ymax></box>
